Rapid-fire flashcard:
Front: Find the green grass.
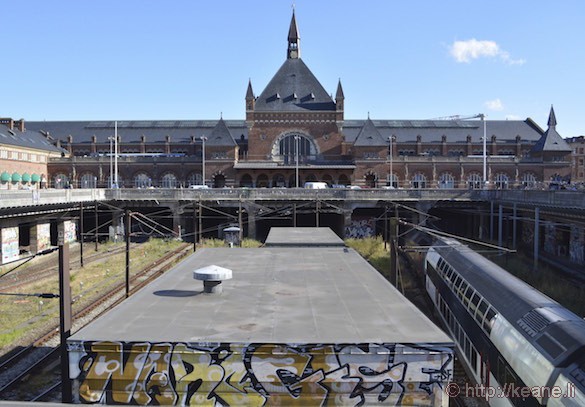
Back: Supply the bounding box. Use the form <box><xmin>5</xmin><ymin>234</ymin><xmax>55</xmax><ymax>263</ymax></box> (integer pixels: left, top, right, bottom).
<box><xmin>0</xmin><ymin>238</ymin><xmax>187</xmax><ymax>354</ymax></box>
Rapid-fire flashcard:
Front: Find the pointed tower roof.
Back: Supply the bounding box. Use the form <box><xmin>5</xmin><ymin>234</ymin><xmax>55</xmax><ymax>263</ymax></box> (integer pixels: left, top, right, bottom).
<box><xmin>531</xmin><ymin>106</ymin><xmax>571</xmax><ymax>153</ymax></box>
<box><xmin>207</xmin><ymin>117</ymin><xmax>237</xmax><ymax>146</ymax></box>
<box><xmin>288</xmin><ymin>11</ymin><xmax>300</xmax><ymax>43</ymax></box>
<box><xmin>335</xmin><ymin>79</ymin><xmax>344</xmax><ymax>100</ymax></box>
<box><xmin>354</xmin><ymin>117</ymin><xmax>387</xmax><ymax>146</ymax></box>
<box><xmin>246</xmin><ymin>79</ymin><xmax>254</xmax><ymax>99</ymax></box>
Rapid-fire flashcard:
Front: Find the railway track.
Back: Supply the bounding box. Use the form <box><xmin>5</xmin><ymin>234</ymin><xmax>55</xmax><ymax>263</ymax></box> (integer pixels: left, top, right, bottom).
<box><xmin>0</xmin><ymin>242</ymin><xmax>192</xmax><ymax>402</ymax></box>
<box><xmin>0</xmin><ymin>243</ymin><xmax>138</xmax><ymax>294</ymax></box>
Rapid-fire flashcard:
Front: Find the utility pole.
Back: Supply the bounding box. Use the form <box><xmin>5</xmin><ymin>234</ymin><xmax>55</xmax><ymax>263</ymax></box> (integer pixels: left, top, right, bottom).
<box><xmin>198</xmin><ymin>199</ymin><xmax>203</xmax><ymax>244</ymax></box>
<box><xmin>58</xmin><ymin>226</ymin><xmax>72</xmax><ymax>403</ymax></box>
<box><xmin>94</xmin><ymin>201</ymin><xmax>99</xmax><ymax>251</ymax></box>
<box><xmin>125</xmin><ymin>209</ymin><xmax>130</xmax><ymax>298</ymax></box>
<box><xmin>193</xmin><ymin>202</ymin><xmax>197</xmax><ymax>252</ymax></box>
<box><xmin>238</xmin><ymin>197</ymin><xmax>243</xmax><ymax>245</ymax></box>
<box><xmin>79</xmin><ymin>203</ymin><xmax>84</xmax><ymax>268</ymax></box>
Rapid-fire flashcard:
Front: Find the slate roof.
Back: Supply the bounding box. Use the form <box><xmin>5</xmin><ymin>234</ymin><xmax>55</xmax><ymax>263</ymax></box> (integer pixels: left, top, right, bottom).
<box><xmin>25</xmin><ymin>120</ymin><xmax>248</xmax><ymax>145</ymax></box>
<box><xmin>253</xmin><ymin>58</ymin><xmax>336</xmax><ymax>112</ymax></box>
<box><xmin>531</xmin><ymin>107</ymin><xmax>572</xmax><ymax>153</ymax></box>
<box><xmin>0</xmin><ymin>123</ymin><xmax>64</xmax><ymax>153</ymax></box>
<box><xmin>342</xmin><ymin>119</ymin><xmax>544</xmax><ymax>144</ymax></box>
<box><xmin>353</xmin><ymin>117</ymin><xmax>388</xmax><ymax>146</ymax></box>
<box><xmin>206</xmin><ymin>117</ymin><xmax>237</xmax><ymax>146</ymax></box>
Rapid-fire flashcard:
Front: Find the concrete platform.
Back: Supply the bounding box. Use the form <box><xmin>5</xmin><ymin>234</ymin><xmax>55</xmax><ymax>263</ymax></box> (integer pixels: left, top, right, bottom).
<box><xmin>67</xmin><ymin>246</ymin><xmax>453</xmax><ymax>406</ymax></box>
<box><xmin>264</xmin><ymin>226</ymin><xmax>345</xmax><ymax>247</ymax></box>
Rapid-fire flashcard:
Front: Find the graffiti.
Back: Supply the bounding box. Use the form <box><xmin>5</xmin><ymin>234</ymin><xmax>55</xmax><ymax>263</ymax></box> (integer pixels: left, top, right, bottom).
<box><xmin>345</xmin><ymin>218</ymin><xmax>375</xmax><ymax>239</ymax></box>
<box><xmin>1</xmin><ymin>226</ymin><xmax>19</xmax><ymax>264</ymax></box>
<box><xmin>543</xmin><ymin>221</ymin><xmax>556</xmax><ymax>255</ymax></box>
<box><xmin>569</xmin><ymin>225</ymin><xmax>584</xmax><ymax>264</ymax></box>
<box><xmin>69</xmin><ymin>341</ymin><xmax>452</xmax><ymax>406</ymax></box>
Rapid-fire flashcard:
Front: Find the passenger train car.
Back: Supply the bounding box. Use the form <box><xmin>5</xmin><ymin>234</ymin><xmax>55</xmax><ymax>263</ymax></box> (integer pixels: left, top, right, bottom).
<box><xmin>422</xmin><ymin>236</ymin><xmax>585</xmax><ymax>406</ymax></box>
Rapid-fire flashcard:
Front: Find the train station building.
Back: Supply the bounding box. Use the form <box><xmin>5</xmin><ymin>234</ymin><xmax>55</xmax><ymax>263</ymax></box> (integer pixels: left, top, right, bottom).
<box><xmin>12</xmin><ymin>11</ymin><xmax>573</xmax><ymax>190</ymax></box>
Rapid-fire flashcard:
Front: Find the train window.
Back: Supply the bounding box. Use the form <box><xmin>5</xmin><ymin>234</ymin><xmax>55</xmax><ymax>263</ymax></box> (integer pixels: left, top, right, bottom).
<box><xmin>453</xmin><ymin>276</ymin><xmax>462</xmax><ymax>289</ymax></box>
<box><xmin>483</xmin><ymin>308</ymin><xmax>497</xmax><ymax>333</ymax></box>
<box><xmin>476</xmin><ymin>300</ymin><xmax>488</xmax><ymax>319</ymax></box>
<box><xmin>463</xmin><ymin>286</ymin><xmax>474</xmax><ymax>306</ymax></box>
<box><xmin>471</xmin><ymin>346</ymin><xmax>478</xmax><ymax>374</ymax></box>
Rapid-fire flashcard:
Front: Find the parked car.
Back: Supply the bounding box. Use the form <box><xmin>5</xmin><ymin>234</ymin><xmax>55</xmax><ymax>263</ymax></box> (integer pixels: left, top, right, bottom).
<box><xmin>189</xmin><ymin>185</ymin><xmax>210</xmax><ymax>189</ymax></box>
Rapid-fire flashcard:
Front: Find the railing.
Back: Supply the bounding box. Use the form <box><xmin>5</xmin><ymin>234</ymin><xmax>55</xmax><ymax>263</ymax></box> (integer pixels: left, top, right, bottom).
<box><xmin>105</xmin><ymin>188</ymin><xmax>479</xmax><ymax>202</ymax></box>
<box><xmin>1</xmin><ymin>188</ymin><xmax>583</xmax><ymax>210</ymax></box>
<box><xmin>0</xmin><ymin>189</ymin><xmax>107</xmax><ymax>209</ymax></box>
<box><xmin>483</xmin><ymin>189</ymin><xmax>585</xmax><ymax>209</ymax></box>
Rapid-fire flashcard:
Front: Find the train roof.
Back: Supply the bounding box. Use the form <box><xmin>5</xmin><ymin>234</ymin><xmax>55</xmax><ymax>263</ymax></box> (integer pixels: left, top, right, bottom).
<box><xmin>432</xmin><ymin>237</ymin><xmax>585</xmax><ymax>363</ymax></box>
<box><xmin>69</xmin><ymin>246</ymin><xmax>451</xmax><ymax>345</ymax></box>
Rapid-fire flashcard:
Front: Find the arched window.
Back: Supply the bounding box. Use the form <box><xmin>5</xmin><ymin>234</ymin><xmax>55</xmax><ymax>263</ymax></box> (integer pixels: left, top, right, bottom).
<box><xmin>188</xmin><ymin>173</ymin><xmax>203</xmax><ymax>187</ymax></box>
<box><xmin>272</xmin><ymin>173</ymin><xmax>286</xmax><ymax>187</ymax></box>
<box><xmin>387</xmin><ymin>173</ymin><xmax>398</xmax><ymax>188</ymax></box>
<box><xmin>256</xmin><ymin>174</ymin><xmax>269</xmax><ymax>188</ymax></box>
<box><xmin>411</xmin><ymin>173</ymin><xmax>427</xmax><ymax>189</ymax></box>
<box><xmin>161</xmin><ymin>173</ymin><xmax>177</xmax><ymax>188</ymax></box>
<box><xmin>213</xmin><ymin>174</ymin><xmax>226</xmax><ymax>188</ymax></box>
<box><xmin>239</xmin><ymin>174</ymin><xmax>253</xmax><ymax>187</ymax></box>
<box><xmin>106</xmin><ymin>175</ymin><xmax>122</xmax><ymax>188</ymax></box>
<box><xmin>439</xmin><ymin>173</ymin><xmax>455</xmax><ymax>189</ymax></box>
<box><xmin>338</xmin><ymin>174</ymin><xmax>350</xmax><ymax>186</ymax></box>
<box><xmin>521</xmin><ymin>173</ymin><xmax>537</xmax><ymax>189</ymax></box>
<box><xmin>276</xmin><ymin>134</ymin><xmax>314</xmax><ymax>164</ymax></box>
<box><xmin>494</xmin><ymin>173</ymin><xmax>509</xmax><ymax>189</ymax></box>
<box><xmin>321</xmin><ymin>174</ymin><xmax>333</xmax><ymax>186</ymax></box>
<box><xmin>80</xmin><ymin>173</ymin><xmax>97</xmax><ymax>189</ymax></box>
<box><xmin>365</xmin><ymin>172</ymin><xmax>377</xmax><ymax>188</ymax></box>
<box><xmin>467</xmin><ymin>173</ymin><xmax>482</xmax><ymax>189</ymax></box>
<box><xmin>134</xmin><ymin>173</ymin><xmax>152</xmax><ymax>188</ymax></box>
<box><xmin>53</xmin><ymin>173</ymin><xmax>70</xmax><ymax>189</ymax></box>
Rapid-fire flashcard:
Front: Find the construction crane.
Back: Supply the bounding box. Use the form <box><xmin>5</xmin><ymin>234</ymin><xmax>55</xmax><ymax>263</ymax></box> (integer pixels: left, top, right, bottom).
<box><xmin>429</xmin><ymin>113</ymin><xmax>488</xmax><ymax>186</ymax></box>
<box><xmin>430</xmin><ymin>113</ymin><xmax>484</xmax><ymax>121</ymax></box>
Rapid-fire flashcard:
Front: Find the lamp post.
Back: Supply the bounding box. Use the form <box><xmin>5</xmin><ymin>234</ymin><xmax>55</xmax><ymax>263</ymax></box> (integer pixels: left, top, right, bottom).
<box><xmin>388</xmin><ymin>135</ymin><xmax>395</xmax><ymax>188</ymax></box>
<box><xmin>481</xmin><ymin>114</ymin><xmax>487</xmax><ymax>188</ymax></box>
<box><xmin>294</xmin><ymin>135</ymin><xmax>300</xmax><ymax>187</ymax></box>
<box><xmin>108</xmin><ymin>136</ymin><xmax>114</xmax><ymax>188</ymax></box>
<box><xmin>114</xmin><ymin>121</ymin><xmax>118</xmax><ymax>188</ymax></box>
<box><xmin>200</xmin><ymin>136</ymin><xmax>207</xmax><ymax>186</ymax></box>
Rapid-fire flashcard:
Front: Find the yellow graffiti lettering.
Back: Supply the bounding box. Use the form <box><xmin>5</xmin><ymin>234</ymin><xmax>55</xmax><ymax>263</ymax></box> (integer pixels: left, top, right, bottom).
<box><xmin>170</xmin><ymin>343</ymin><xmax>224</xmax><ymax>406</ymax></box>
<box><xmin>133</xmin><ymin>343</ymin><xmax>176</xmax><ymax>405</ymax></box>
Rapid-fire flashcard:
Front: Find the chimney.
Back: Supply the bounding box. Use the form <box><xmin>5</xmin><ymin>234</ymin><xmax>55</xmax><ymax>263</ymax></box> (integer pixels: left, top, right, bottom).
<box><xmin>16</xmin><ymin>119</ymin><xmax>25</xmax><ymax>132</ymax></box>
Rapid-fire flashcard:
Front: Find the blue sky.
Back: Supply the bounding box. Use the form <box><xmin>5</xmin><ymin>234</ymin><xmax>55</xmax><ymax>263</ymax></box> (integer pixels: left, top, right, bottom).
<box><xmin>3</xmin><ymin>1</ymin><xmax>584</xmax><ymax>137</ymax></box>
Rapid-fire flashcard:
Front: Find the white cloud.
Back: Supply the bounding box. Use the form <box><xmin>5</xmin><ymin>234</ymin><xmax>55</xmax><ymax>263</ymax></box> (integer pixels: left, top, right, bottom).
<box><xmin>449</xmin><ymin>39</ymin><xmax>525</xmax><ymax>65</ymax></box>
<box><xmin>485</xmin><ymin>98</ymin><xmax>504</xmax><ymax>111</ymax></box>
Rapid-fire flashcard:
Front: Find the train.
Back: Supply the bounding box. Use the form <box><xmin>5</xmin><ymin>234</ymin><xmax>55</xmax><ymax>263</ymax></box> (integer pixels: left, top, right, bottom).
<box><xmin>403</xmin><ymin>231</ymin><xmax>585</xmax><ymax>406</ymax></box>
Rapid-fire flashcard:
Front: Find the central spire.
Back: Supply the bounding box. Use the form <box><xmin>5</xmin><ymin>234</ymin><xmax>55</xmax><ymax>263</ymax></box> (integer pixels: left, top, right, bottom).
<box><xmin>287</xmin><ymin>10</ymin><xmax>300</xmax><ymax>59</ymax></box>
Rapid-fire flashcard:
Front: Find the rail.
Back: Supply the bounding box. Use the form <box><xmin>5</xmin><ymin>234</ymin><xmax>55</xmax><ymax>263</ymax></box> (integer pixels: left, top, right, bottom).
<box><xmin>0</xmin><ymin>189</ymin><xmax>106</xmax><ymax>209</ymax></box>
<box><xmin>1</xmin><ymin>188</ymin><xmax>583</xmax><ymax>210</ymax></box>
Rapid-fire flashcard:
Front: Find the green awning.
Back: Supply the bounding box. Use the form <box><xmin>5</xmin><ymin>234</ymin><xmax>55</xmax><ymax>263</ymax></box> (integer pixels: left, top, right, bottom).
<box><xmin>31</xmin><ymin>173</ymin><xmax>40</xmax><ymax>183</ymax></box>
<box><xmin>0</xmin><ymin>171</ymin><xmax>9</xmax><ymax>182</ymax></box>
<box><xmin>21</xmin><ymin>172</ymin><xmax>31</xmax><ymax>182</ymax></box>
<box><xmin>11</xmin><ymin>172</ymin><xmax>21</xmax><ymax>182</ymax></box>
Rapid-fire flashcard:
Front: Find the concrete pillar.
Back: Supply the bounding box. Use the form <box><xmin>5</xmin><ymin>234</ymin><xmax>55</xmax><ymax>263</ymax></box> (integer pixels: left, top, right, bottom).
<box><xmin>246</xmin><ymin>203</ymin><xmax>257</xmax><ymax>240</ymax></box>
<box><xmin>343</xmin><ymin>208</ymin><xmax>354</xmax><ymax>238</ymax></box>
<box><xmin>110</xmin><ymin>210</ymin><xmax>124</xmax><ymax>242</ymax></box>
<box><xmin>489</xmin><ymin>201</ymin><xmax>494</xmax><ymax>241</ymax></box>
<box><xmin>534</xmin><ymin>207</ymin><xmax>540</xmax><ymax>270</ymax></box>
<box><xmin>30</xmin><ymin>223</ymin><xmax>51</xmax><ymax>254</ymax></box>
<box><xmin>170</xmin><ymin>204</ymin><xmax>185</xmax><ymax>240</ymax></box>
<box><xmin>498</xmin><ymin>204</ymin><xmax>503</xmax><ymax>247</ymax></box>
<box><xmin>512</xmin><ymin>203</ymin><xmax>517</xmax><ymax>250</ymax></box>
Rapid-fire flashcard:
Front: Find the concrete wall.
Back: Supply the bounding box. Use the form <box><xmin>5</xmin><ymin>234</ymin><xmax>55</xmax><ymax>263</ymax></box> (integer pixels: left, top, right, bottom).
<box><xmin>69</xmin><ymin>340</ymin><xmax>452</xmax><ymax>406</ymax></box>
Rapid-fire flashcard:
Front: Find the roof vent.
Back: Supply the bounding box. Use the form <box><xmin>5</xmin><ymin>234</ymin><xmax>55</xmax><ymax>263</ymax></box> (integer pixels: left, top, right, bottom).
<box><xmin>193</xmin><ymin>265</ymin><xmax>232</xmax><ymax>294</ymax></box>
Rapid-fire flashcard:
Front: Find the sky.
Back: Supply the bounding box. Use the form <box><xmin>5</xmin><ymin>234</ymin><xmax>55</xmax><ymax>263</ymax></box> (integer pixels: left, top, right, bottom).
<box><xmin>3</xmin><ymin>1</ymin><xmax>584</xmax><ymax>137</ymax></box>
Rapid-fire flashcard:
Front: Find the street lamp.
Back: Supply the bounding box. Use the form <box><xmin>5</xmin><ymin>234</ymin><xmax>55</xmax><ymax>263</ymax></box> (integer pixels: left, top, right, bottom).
<box><xmin>481</xmin><ymin>114</ymin><xmax>487</xmax><ymax>188</ymax></box>
<box><xmin>388</xmin><ymin>135</ymin><xmax>396</xmax><ymax>188</ymax></box>
<box><xmin>108</xmin><ymin>136</ymin><xmax>114</xmax><ymax>188</ymax></box>
<box><xmin>294</xmin><ymin>135</ymin><xmax>300</xmax><ymax>187</ymax></box>
<box><xmin>200</xmin><ymin>136</ymin><xmax>207</xmax><ymax>186</ymax></box>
